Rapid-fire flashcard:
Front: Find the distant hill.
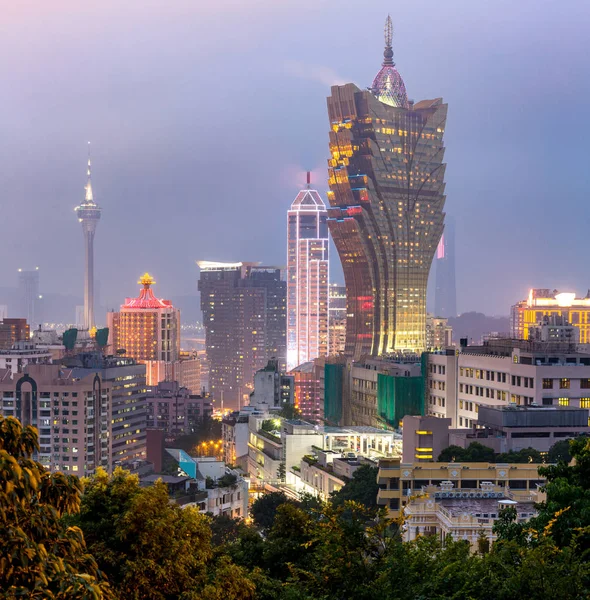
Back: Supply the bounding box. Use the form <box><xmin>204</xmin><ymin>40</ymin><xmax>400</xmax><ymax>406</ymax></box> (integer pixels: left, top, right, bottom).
<box><xmin>448</xmin><ymin>312</ymin><xmax>510</xmax><ymax>344</ymax></box>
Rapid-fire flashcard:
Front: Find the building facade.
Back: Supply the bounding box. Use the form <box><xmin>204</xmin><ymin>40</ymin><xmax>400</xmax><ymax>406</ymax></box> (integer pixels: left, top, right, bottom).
<box><xmin>511</xmin><ymin>288</ymin><xmax>590</xmax><ymax>344</ymax></box>
<box><xmin>74</xmin><ymin>151</ymin><xmax>101</xmax><ymax>330</ymax></box>
<box><xmin>0</xmin><ymin>341</ymin><xmax>52</xmax><ymax>375</ymax></box>
<box><xmin>427</xmin><ymin>338</ymin><xmax>590</xmax><ymax>428</ymax></box>
<box><xmin>0</xmin><ymin>319</ymin><xmax>30</xmax><ymax>349</ymax></box>
<box><xmin>326</xmin><ymin>17</ymin><xmax>446</xmax><ymax>360</ymax></box>
<box><xmin>146</xmin><ymin>380</ymin><xmax>212</xmax><ymax>436</ymax></box>
<box><xmin>376</xmin><ymin>457</ymin><xmax>545</xmax><ymax>523</ymax></box>
<box><xmin>107</xmin><ymin>273</ymin><xmax>181</xmax><ymax>385</ymax></box>
<box><xmin>287</xmin><ymin>173</ymin><xmax>329</xmax><ymax>370</ymax></box>
<box><xmin>0</xmin><ymin>364</ymin><xmax>111</xmax><ymax>475</ymax></box>
<box><xmin>64</xmin><ymin>353</ymin><xmax>147</xmax><ymax>468</ymax></box>
<box><xmin>198</xmin><ymin>262</ymin><xmax>286</xmax><ymax>410</ymax></box>
<box><xmin>426</xmin><ymin>315</ymin><xmax>453</xmax><ymax>350</ymax></box>
<box><xmin>328</xmin><ymin>284</ymin><xmax>347</xmax><ymax>356</ymax></box>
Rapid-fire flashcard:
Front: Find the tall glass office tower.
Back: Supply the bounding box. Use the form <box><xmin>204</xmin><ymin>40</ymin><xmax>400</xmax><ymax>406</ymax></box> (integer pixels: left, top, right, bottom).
<box><xmin>287</xmin><ymin>173</ymin><xmax>329</xmax><ymax>370</ymax></box>
<box><xmin>326</xmin><ymin>16</ymin><xmax>447</xmax><ymax>360</ymax></box>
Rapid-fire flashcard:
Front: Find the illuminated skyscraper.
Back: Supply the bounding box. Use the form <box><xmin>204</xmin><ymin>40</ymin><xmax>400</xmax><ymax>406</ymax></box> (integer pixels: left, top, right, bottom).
<box><xmin>434</xmin><ymin>215</ymin><xmax>457</xmax><ymax>318</ymax></box>
<box><xmin>287</xmin><ymin>172</ymin><xmax>329</xmax><ymax>370</ymax></box>
<box><xmin>198</xmin><ymin>262</ymin><xmax>286</xmax><ymax>410</ymax></box>
<box><xmin>107</xmin><ymin>273</ymin><xmax>181</xmax><ymax>384</ymax></box>
<box><xmin>326</xmin><ymin>16</ymin><xmax>447</xmax><ymax>359</ymax></box>
<box><xmin>74</xmin><ymin>145</ymin><xmax>101</xmax><ymax>330</ymax></box>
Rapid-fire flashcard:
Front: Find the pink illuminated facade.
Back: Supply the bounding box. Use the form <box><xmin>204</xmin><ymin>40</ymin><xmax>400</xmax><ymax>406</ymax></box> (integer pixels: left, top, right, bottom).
<box><xmin>287</xmin><ymin>173</ymin><xmax>329</xmax><ymax>370</ymax></box>
<box><xmin>107</xmin><ymin>273</ymin><xmax>180</xmax><ymax>384</ymax></box>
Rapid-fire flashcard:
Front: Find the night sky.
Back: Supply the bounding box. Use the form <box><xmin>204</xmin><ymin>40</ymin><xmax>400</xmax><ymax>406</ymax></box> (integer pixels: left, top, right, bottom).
<box><xmin>2</xmin><ymin>0</ymin><xmax>590</xmax><ymax>318</ymax></box>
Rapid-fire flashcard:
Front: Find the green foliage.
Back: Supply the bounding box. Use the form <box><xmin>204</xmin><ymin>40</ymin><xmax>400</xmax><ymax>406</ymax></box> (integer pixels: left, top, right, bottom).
<box><xmin>496</xmin><ymin>447</ymin><xmax>543</xmax><ymax>464</ymax></box>
<box><xmin>438</xmin><ymin>442</ymin><xmax>496</xmax><ymax>463</ymax></box>
<box><xmin>260</xmin><ymin>420</ymin><xmax>275</xmax><ymax>433</ymax></box>
<box><xmin>0</xmin><ymin>416</ymin><xmax>114</xmax><ymax>598</ymax></box>
<box><xmin>73</xmin><ymin>468</ymin><xmax>254</xmax><ymax>599</ymax></box>
<box><xmin>548</xmin><ymin>437</ymin><xmax>578</xmax><ymax>464</ymax></box>
<box><xmin>278</xmin><ymin>404</ymin><xmax>301</xmax><ymax>420</ymax></box>
<box><xmin>525</xmin><ymin>436</ymin><xmax>590</xmax><ymax>549</ymax></box>
<box><xmin>330</xmin><ymin>464</ymin><xmax>379</xmax><ymax>511</ymax></box>
<box><xmin>438</xmin><ymin>442</ymin><xmax>543</xmax><ymax>464</ymax></box>
<box><xmin>250</xmin><ymin>491</ymin><xmax>297</xmax><ymax>530</ymax></box>
<box><xmin>277</xmin><ymin>462</ymin><xmax>286</xmax><ymax>481</ymax></box>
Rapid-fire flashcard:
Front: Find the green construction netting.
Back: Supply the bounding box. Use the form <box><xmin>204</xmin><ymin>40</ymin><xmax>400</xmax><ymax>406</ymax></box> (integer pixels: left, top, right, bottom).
<box><xmin>324</xmin><ymin>363</ymin><xmax>344</xmax><ymax>424</ymax></box>
<box><xmin>377</xmin><ymin>354</ymin><xmax>427</xmax><ymax>428</ymax></box>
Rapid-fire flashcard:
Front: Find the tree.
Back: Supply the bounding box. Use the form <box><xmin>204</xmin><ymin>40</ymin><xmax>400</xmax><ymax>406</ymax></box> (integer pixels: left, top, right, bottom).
<box><xmin>250</xmin><ymin>491</ymin><xmax>297</xmax><ymax>530</ymax></box>
<box><xmin>437</xmin><ymin>444</ymin><xmax>467</xmax><ymax>462</ymax></box>
<box><xmin>0</xmin><ymin>416</ymin><xmax>114</xmax><ymax>598</ymax></box>
<box><xmin>277</xmin><ymin>462</ymin><xmax>286</xmax><ymax>481</ymax></box>
<box><xmin>496</xmin><ymin>447</ymin><xmax>543</xmax><ymax>464</ymax></box>
<box><xmin>74</xmin><ymin>468</ymin><xmax>254</xmax><ymax>599</ymax></box>
<box><xmin>525</xmin><ymin>436</ymin><xmax>590</xmax><ymax>549</ymax></box>
<box><xmin>278</xmin><ymin>404</ymin><xmax>301</xmax><ymax>420</ymax></box>
<box><xmin>548</xmin><ymin>438</ymin><xmax>575</xmax><ymax>464</ymax></box>
<box><xmin>330</xmin><ymin>464</ymin><xmax>379</xmax><ymax>511</ymax></box>
<box><xmin>438</xmin><ymin>442</ymin><xmax>495</xmax><ymax>463</ymax></box>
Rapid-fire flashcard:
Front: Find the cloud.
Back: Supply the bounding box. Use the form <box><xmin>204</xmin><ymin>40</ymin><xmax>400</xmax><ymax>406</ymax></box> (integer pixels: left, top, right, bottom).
<box><xmin>283</xmin><ymin>60</ymin><xmax>348</xmax><ymax>87</ymax></box>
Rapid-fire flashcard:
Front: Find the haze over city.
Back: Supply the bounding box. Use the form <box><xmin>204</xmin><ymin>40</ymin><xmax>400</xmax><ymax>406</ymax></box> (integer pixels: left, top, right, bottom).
<box><xmin>2</xmin><ymin>0</ymin><xmax>590</xmax><ymax>316</ymax></box>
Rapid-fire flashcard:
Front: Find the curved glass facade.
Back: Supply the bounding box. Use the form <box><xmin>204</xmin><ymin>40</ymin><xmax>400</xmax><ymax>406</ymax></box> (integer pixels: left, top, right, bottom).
<box><xmin>326</xmin><ymin>86</ymin><xmax>447</xmax><ymax>359</ymax></box>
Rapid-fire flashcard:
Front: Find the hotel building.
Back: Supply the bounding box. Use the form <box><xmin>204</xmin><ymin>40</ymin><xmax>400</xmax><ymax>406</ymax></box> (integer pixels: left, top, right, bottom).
<box><xmin>287</xmin><ymin>173</ymin><xmax>329</xmax><ymax>370</ymax></box>
<box><xmin>511</xmin><ymin>288</ymin><xmax>590</xmax><ymax>344</ymax></box>
<box><xmin>326</xmin><ymin>17</ymin><xmax>446</xmax><ymax>360</ymax></box>
<box><xmin>107</xmin><ymin>273</ymin><xmax>180</xmax><ymax>385</ymax></box>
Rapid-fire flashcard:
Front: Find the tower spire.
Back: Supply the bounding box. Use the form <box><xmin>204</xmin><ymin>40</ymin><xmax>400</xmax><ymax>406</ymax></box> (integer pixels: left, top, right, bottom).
<box><xmin>85</xmin><ymin>141</ymin><xmax>94</xmax><ymax>203</ymax></box>
<box><xmin>306</xmin><ymin>171</ymin><xmax>311</xmax><ymax>189</ymax></box>
<box><xmin>383</xmin><ymin>15</ymin><xmax>394</xmax><ymax>66</ymax></box>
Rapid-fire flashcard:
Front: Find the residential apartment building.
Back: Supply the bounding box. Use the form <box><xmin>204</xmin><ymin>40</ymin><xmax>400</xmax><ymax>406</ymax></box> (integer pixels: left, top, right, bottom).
<box><xmin>63</xmin><ymin>353</ymin><xmax>147</xmax><ymax>468</ymax></box>
<box><xmin>427</xmin><ymin>338</ymin><xmax>590</xmax><ymax>428</ymax></box>
<box><xmin>146</xmin><ymin>380</ymin><xmax>212</xmax><ymax>436</ymax></box>
<box><xmin>0</xmin><ymin>364</ymin><xmax>110</xmax><ymax>475</ymax></box>
<box><xmin>289</xmin><ymin>358</ymin><xmax>324</xmax><ymax>422</ymax></box>
<box><xmin>198</xmin><ymin>262</ymin><xmax>286</xmax><ymax>409</ymax></box>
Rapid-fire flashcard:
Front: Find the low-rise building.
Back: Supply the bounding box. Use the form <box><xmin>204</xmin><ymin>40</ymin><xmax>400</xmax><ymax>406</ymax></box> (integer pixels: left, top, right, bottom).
<box><xmin>150</xmin><ymin>451</ymin><xmax>249</xmax><ymax>519</ymax></box>
<box><xmin>426</xmin><ymin>315</ymin><xmax>453</xmax><ymax>351</ymax></box>
<box><xmin>0</xmin><ymin>341</ymin><xmax>52</xmax><ymax>375</ymax></box>
<box><xmin>402</xmin><ymin>481</ymin><xmax>537</xmax><ymax>550</ymax></box>
<box><xmin>377</xmin><ymin>457</ymin><xmax>545</xmax><ymax>522</ymax></box>
<box><xmin>293</xmin><ymin>448</ymin><xmax>378</xmax><ymax>500</ymax></box>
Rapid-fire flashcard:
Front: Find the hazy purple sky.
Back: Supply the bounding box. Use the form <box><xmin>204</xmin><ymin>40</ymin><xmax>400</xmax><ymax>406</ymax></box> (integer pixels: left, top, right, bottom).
<box><xmin>2</xmin><ymin>0</ymin><xmax>590</xmax><ymax>317</ymax></box>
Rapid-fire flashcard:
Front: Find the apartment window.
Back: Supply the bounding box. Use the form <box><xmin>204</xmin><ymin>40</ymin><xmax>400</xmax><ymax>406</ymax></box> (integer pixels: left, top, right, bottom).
<box><xmin>543</xmin><ymin>398</ymin><xmax>553</xmax><ymax>406</ymax></box>
<box><xmin>560</xmin><ymin>379</ymin><xmax>570</xmax><ymax>390</ymax></box>
<box><xmin>460</xmin><ymin>400</ymin><xmax>464</xmax><ymax>410</ymax></box>
<box><xmin>581</xmin><ymin>379</ymin><xmax>590</xmax><ymax>390</ymax></box>
<box><xmin>580</xmin><ymin>399</ymin><xmax>590</xmax><ymax>408</ymax></box>
<box><xmin>543</xmin><ymin>379</ymin><xmax>553</xmax><ymax>390</ymax></box>
<box><xmin>459</xmin><ymin>384</ymin><xmax>464</xmax><ymax>393</ymax></box>
<box><xmin>460</xmin><ymin>367</ymin><xmax>464</xmax><ymax>377</ymax></box>
<box><xmin>558</xmin><ymin>398</ymin><xmax>570</xmax><ymax>406</ymax></box>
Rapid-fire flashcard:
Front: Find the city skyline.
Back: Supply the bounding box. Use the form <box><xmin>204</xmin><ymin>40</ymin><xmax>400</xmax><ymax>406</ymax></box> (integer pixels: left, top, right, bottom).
<box><xmin>2</xmin><ymin>1</ymin><xmax>590</xmax><ymax>317</ymax></box>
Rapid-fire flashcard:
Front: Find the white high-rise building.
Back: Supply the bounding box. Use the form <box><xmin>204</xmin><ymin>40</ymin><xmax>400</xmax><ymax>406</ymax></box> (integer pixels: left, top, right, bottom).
<box><xmin>287</xmin><ymin>172</ymin><xmax>329</xmax><ymax>370</ymax></box>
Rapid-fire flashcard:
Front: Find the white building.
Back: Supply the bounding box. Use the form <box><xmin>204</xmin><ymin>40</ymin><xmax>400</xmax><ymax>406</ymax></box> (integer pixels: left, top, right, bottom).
<box><xmin>0</xmin><ymin>341</ymin><xmax>52</xmax><ymax>375</ymax></box>
<box><xmin>427</xmin><ymin>337</ymin><xmax>590</xmax><ymax>428</ymax></box>
<box><xmin>287</xmin><ymin>173</ymin><xmax>329</xmax><ymax>370</ymax></box>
